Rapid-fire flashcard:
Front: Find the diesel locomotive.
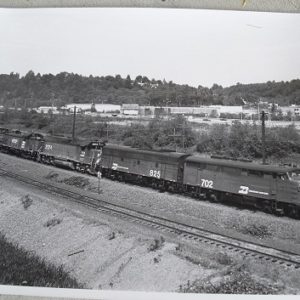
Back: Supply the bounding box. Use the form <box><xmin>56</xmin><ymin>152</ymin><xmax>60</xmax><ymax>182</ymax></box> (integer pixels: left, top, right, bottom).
<box><xmin>0</xmin><ymin>127</ymin><xmax>300</xmax><ymax>218</ymax></box>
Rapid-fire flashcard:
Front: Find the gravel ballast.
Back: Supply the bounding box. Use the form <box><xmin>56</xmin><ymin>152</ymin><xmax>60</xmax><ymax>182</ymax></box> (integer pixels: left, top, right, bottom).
<box><xmin>1</xmin><ymin>152</ymin><xmax>300</xmax><ymax>293</ymax></box>
<box><xmin>1</xmin><ymin>152</ymin><xmax>299</xmax><ymax>254</ymax></box>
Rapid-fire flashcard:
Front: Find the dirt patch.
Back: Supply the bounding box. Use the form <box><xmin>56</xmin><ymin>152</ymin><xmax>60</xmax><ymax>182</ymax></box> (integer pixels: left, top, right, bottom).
<box><xmin>178</xmin><ymin>248</ymin><xmax>233</xmax><ymax>270</ymax></box>
<box><xmin>61</xmin><ymin>176</ymin><xmax>90</xmax><ymax>189</ymax></box>
<box><xmin>45</xmin><ymin>171</ymin><xmax>59</xmax><ymax>180</ymax></box>
<box><xmin>45</xmin><ymin>172</ymin><xmax>90</xmax><ymax>189</ymax></box>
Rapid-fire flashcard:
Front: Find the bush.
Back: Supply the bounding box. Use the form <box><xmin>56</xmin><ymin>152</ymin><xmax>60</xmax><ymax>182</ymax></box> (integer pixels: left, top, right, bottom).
<box><xmin>179</xmin><ymin>271</ymin><xmax>282</xmax><ymax>294</ymax></box>
<box><xmin>148</xmin><ymin>236</ymin><xmax>165</xmax><ymax>251</ymax></box>
<box><xmin>215</xmin><ymin>253</ymin><xmax>233</xmax><ymax>265</ymax></box>
<box><xmin>241</xmin><ymin>224</ymin><xmax>271</xmax><ymax>239</ymax></box>
<box><xmin>118</xmin><ymin>115</ymin><xmax>196</xmax><ymax>151</ymax></box>
<box><xmin>20</xmin><ymin>195</ymin><xmax>33</xmax><ymax>210</ymax></box>
<box><xmin>44</xmin><ymin>217</ymin><xmax>62</xmax><ymax>228</ymax></box>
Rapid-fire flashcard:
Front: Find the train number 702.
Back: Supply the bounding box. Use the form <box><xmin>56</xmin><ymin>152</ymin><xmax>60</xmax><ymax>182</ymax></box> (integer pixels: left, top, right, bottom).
<box><xmin>201</xmin><ymin>179</ymin><xmax>213</xmax><ymax>188</ymax></box>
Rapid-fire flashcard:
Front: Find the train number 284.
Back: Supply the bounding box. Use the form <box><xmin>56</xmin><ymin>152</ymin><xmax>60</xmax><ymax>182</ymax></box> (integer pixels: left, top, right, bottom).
<box><xmin>201</xmin><ymin>179</ymin><xmax>213</xmax><ymax>188</ymax></box>
<box><xmin>149</xmin><ymin>170</ymin><xmax>161</xmax><ymax>178</ymax></box>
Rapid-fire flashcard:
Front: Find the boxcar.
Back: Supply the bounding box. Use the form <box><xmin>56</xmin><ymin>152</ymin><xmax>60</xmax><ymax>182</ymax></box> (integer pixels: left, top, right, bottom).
<box><xmin>183</xmin><ymin>156</ymin><xmax>300</xmax><ymax>217</ymax></box>
<box><xmin>101</xmin><ymin>144</ymin><xmax>189</xmax><ymax>190</ymax></box>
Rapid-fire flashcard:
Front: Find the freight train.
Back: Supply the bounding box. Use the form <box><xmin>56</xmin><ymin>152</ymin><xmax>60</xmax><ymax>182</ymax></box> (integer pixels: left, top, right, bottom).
<box><xmin>0</xmin><ymin>127</ymin><xmax>300</xmax><ymax>218</ymax></box>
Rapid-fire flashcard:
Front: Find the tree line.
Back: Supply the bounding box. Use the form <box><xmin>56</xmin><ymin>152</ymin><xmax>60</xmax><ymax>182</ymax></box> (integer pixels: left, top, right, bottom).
<box><xmin>0</xmin><ymin>71</ymin><xmax>299</xmax><ymax>109</ymax></box>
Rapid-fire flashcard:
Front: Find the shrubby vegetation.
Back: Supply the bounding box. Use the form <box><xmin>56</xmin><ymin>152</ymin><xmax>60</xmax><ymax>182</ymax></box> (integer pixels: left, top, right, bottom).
<box><xmin>117</xmin><ymin>115</ymin><xmax>196</xmax><ymax>151</ymax></box>
<box><xmin>196</xmin><ymin>122</ymin><xmax>300</xmax><ymax>159</ymax></box>
<box><xmin>0</xmin><ymin>71</ymin><xmax>299</xmax><ymax>108</ymax></box>
<box><xmin>1</xmin><ymin>109</ymin><xmax>300</xmax><ymax>161</ymax></box>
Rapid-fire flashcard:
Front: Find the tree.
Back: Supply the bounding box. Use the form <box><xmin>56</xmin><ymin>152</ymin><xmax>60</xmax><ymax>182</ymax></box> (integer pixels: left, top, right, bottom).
<box><xmin>277</xmin><ymin>109</ymin><xmax>284</xmax><ymax>120</ymax></box>
<box><xmin>135</xmin><ymin>75</ymin><xmax>143</xmax><ymax>83</ymax></box>
<box><xmin>142</xmin><ymin>76</ymin><xmax>150</xmax><ymax>84</ymax></box>
<box><xmin>270</xmin><ymin>102</ymin><xmax>277</xmax><ymax>114</ymax></box>
<box><xmin>125</xmin><ymin>75</ymin><xmax>132</xmax><ymax>89</ymax></box>
<box><xmin>286</xmin><ymin>110</ymin><xmax>293</xmax><ymax>121</ymax></box>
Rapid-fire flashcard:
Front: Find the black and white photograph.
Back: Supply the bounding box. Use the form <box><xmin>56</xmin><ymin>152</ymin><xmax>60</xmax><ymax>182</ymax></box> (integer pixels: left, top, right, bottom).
<box><xmin>0</xmin><ymin>3</ymin><xmax>300</xmax><ymax>298</ymax></box>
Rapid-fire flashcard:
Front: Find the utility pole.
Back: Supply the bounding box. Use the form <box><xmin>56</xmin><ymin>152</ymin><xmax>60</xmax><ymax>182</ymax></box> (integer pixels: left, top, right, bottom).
<box><xmin>72</xmin><ymin>106</ymin><xmax>76</xmax><ymax>143</ymax></box>
<box><xmin>182</xmin><ymin>127</ymin><xmax>185</xmax><ymax>150</ymax></box>
<box><xmin>97</xmin><ymin>170</ymin><xmax>102</xmax><ymax>194</ymax></box>
<box><xmin>181</xmin><ymin>122</ymin><xmax>186</xmax><ymax>151</ymax></box>
<box><xmin>106</xmin><ymin>123</ymin><xmax>109</xmax><ymax>141</ymax></box>
<box><xmin>168</xmin><ymin>127</ymin><xmax>183</xmax><ymax>152</ymax></box>
<box><xmin>173</xmin><ymin>128</ymin><xmax>177</xmax><ymax>152</ymax></box>
<box><xmin>261</xmin><ymin>110</ymin><xmax>267</xmax><ymax>164</ymax></box>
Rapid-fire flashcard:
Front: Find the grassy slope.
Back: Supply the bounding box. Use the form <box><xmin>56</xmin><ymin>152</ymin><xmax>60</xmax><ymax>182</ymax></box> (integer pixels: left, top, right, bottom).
<box><xmin>0</xmin><ymin>233</ymin><xmax>83</xmax><ymax>288</ymax></box>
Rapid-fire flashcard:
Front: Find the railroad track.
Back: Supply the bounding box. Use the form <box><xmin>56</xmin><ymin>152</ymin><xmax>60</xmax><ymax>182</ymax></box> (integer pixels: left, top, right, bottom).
<box><xmin>1</xmin><ymin>166</ymin><xmax>300</xmax><ymax>269</ymax></box>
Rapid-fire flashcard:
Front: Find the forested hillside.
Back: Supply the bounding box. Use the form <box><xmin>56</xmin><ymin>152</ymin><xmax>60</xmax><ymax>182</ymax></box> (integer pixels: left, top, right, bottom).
<box><xmin>0</xmin><ymin>71</ymin><xmax>299</xmax><ymax>108</ymax></box>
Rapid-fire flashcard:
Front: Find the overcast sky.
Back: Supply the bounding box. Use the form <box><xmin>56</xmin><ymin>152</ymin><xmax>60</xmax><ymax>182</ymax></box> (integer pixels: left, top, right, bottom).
<box><xmin>0</xmin><ymin>8</ymin><xmax>299</xmax><ymax>88</ymax></box>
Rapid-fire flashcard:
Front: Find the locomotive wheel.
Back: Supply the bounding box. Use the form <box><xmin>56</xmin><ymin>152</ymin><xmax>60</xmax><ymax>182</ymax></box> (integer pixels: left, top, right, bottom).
<box><xmin>286</xmin><ymin>205</ymin><xmax>299</xmax><ymax>219</ymax></box>
<box><xmin>158</xmin><ymin>186</ymin><xmax>165</xmax><ymax>193</ymax></box>
<box><xmin>209</xmin><ymin>193</ymin><xmax>219</xmax><ymax>203</ymax></box>
<box><xmin>261</xmin><ymin>200</ymin><xmax>273</xmax><ymax>214</ymax></box>
<box><xmin>167</xmin><ymin>185</ymin><xmax>175</xmax><ymax>193</ymax></box>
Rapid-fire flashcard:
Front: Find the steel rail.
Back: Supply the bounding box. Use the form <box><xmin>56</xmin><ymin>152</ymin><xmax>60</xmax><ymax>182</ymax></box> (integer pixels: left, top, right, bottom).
<box><xmin>1</xmin><ymin>166</ymin><xmax>300</xmax><ymax>269</ymax></box>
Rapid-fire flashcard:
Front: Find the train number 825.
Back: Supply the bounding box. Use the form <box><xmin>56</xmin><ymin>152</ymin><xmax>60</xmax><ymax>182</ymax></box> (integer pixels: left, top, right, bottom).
<box><xmin>149</xmin><ymin>170</ymin><xmax>161</xmax><ymax>178</ymax></box>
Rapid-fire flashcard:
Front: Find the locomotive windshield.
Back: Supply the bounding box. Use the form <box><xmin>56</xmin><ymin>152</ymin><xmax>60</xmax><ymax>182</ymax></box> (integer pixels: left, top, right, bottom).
<box><xmin>288</xmin><ymin>170</ymin><xmax>300</xmax><ymax>181</ymax></box>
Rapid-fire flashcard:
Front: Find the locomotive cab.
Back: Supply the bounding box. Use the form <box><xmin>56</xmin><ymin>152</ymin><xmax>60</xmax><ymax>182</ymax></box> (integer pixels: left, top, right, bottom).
<box><xmin>79</xmin><ymin>140</ymin><xmax>106</xmax><ymax>173</ymax></box>
<box><xmin>274</xmin><ymin>168</ymin><xmax>300</xmax><ymax>218</ymax></box>
<box><xmin>287</xmin><ymin>169</ymin><xmax>300</xmax><ymax>194</ymax></box>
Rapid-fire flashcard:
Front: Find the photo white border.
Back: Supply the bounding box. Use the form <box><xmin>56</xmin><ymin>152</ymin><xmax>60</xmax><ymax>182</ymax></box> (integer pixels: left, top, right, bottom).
<box><xmin>0</xmin><ymin>0</ymin><xmax>299</xmax><ymax>13</ymax></box>
<box><xmin>0</xmin><ymin>2</ymin><xmax>299</xmax><ymax>300</ymax></box>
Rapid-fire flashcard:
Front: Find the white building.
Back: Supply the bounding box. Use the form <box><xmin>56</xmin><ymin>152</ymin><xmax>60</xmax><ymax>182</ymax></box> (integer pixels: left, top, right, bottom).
<box><xmin>65</xmin><ymin>103</ymin><xmax>121</xmax><ymax>113</ymax></box>
<box><xmin>35</xmin><ymin>106</ymin><xmax>58</xmax><ymax>114</ymax></box>
<box><xmin>137</xmin><ymin>105</ymin><xmax>243</xmax><ymax>117</ymax></box>
<box><xmin>280</xmin><ymin>105</ymin><xmax>300</xmax><ymax>116</ymax></box>
<box><xmin>121</xmin><ymin>104</ymin><xmax>140</xmax><ymax>115</ymax></box>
